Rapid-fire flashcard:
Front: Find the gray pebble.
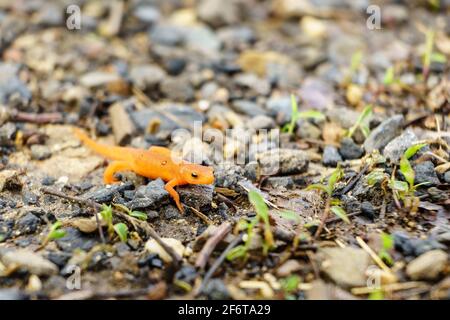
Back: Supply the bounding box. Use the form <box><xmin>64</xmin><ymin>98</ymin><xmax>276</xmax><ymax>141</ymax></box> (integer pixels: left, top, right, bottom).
<box><xmin>339</xmin><ymin>137</ymin><xmax>363</xmax><ymax>160</ymax></box>
<box><xmin>322</xmin><ymin>146</ymin><xmax>342</xmax><ymax>167</ymax></box>
<box><xmin>414</xmin><ymin>161</ymin><xmax>440</xmax><ymax>186</ymax></box>
<box><xmin>363</xmin><ymin>115</ymin><xmax>404</xmax><ymax>152</ymax></box>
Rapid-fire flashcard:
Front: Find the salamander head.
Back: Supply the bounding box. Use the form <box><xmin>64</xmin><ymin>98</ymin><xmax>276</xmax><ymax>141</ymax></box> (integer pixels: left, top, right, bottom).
<box><xmin>180</xmin><ymin>163</ymin><xmax>214</xmax><ymax>185</ymax></box>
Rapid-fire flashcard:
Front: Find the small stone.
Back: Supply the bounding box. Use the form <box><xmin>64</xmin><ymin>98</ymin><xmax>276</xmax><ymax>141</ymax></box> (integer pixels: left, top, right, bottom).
<box><xmin>327</xmin><ymin>107</ymin><xmax>360</xmax><ymax>129</ymax></box>
<box><xmin>162</xmin><ymin>205</ymin><xmax>182</xmax><ymax>220</ymax></box>
<box><xmin>160</xmin><ymin>77</ymin><xmax>194</xmax><ymax>102</ymax></box>
<box><xmin>317</xmin><ymin>247</ymin><xmax>370</xmax><ymax>288</ymax></box>
<box><xmin>163</xmin><ymin>58</ymin><xmax>187</xmax><ymax>76</ymax></box>
<box><xmin>197</xmin><ymin>0</ymin><xmax>240</xmax><ymax>28</ymax></box>
<box><xmin>414</xmin><ymin>161</ymin><xmax>440</xmax><ymax>186</ymax></box>
<box><xmin>244</xmin><ymin>161</ymin><xmax>258</xmax><ymax>182</ymax></box>
<box><xmin>145</xmin><ymin>238</ymin><xmax>185</xmax><ymax>263</ymax></box>
<box><xmin>202</xmin><ymin>278</ymin><xmax>231</xmax><ymax>300</ymax></box>
<box><xmin>266</xmin><ymin>95</ymin><xmax>292</xmax><ymax>123</ymax></box>
<box><xmin>125</xmin><ymin>179</ymin><xmax>170</xmax><ymax>210</ymax></box>
<box><xmin>299</xmin><ymin>77</ymin><xmax>334</xmax><ymax>110</ymax></box>
<box><xmin>175</xmin><ymin>265</ymin><xmax>197</xmax><ymax>284</ymax></box>
<box><xmin>45</xmin><ymin>251</ymin><xmax>71</xmax><ymax>268</ymax></box>
<box><xmin>322</xmin><ymin>146</ymin><xmax>342</xmax><ymax>167</ymax></box>
<box><xmin>133</xmin><ymin>5</ymin><xmax>160</xmax><ymax>24</ymax></box>
<box><xmin>55</xmin><ymin>227</ymin><xmax>98</xmax><ymax>252</ymax></box>
<box><xmin>1</xmin><ymin>249</ymin><xmax>58</xmax><ymax>276</ymax></box>
<box><xmin>30</xmin><ymin>144</ymin><xmax>51</xmax><ymax>160</ymax></box>
<box><xmin>214</xmin><ymin>163</ymin><xmax>246</xmax><ymax>188</ymax></box>
<box><xmin>0</xmin><ymin>289</ymin><xmax>27</xmax><ymax>300</ymax></box>
<box><xmin>383</xmin><ymin>129</ymin><xmax>419</xmax><ymax>163</ymax></box>
<box><xmin>232</xmin><ymin>100</ymin><xmax>267</xmax><ymax>116</ymax></box>
<box><xmin>276</xmin><ymin>259</ymin><xmax>302</xmax><ymax>277</ymax></box>
<box><xmin>360</xmin><ymin>201</ymin><xmax>377</xmax><ymax>220</ymax></box>
<box><xmin>17</xmin><ymin>213</ymin><xmax>40</xmax><ymax>235</ymax></box>
<box><xmin>264</xmin><ymin>176</ymin><xmax>294</xmax><ymax>189</ymax></box>
<box><xmin>84</xmin><ymin>182</ymin><xmax>133</xmax><ymax>203</ymax></box>
<box><xmin>129</xmin><ymin>64</ymin><xmax>166</xmax><ymax>89</ymax></box>
<box><xmin>363</xmin><ymin>115</ymin><xmax>404</xmax><ymax>152</ymax></box>
<box><xmin>138</xmin><ymin>253</ymin><xmax>164</xmax><ymax>269</ymax></box>
<box><xmin>70</xmin><ymin>218</ymin><xmax>98</xmax><ymax>233</ymax></box>
<box><xmin>247</xmin><ymin>115</ymin><xmax>276</xmax><ymax>130</ymax></box>
<box><xmin>41</xmin><ymin>176</ymin><xmax>56</xmax><ymax>186</ymax></box>
<box><xmin>444</xmin><ymin>171</ymin><xmax>450</xmax><ymax>184</ymax></box>
<box><xmin>393</xmin><ymin>232</ymin><xmax>446</xmax><ymax>257</ymax></box>
<box><xmin>257</xmin><ymin>148</ymin><xmax>309</xmax><ymax>176</ymax></box>
<box><xmin>406</xmin><ymin>250</ymin><xmax>448</xmax><ymax>280</ymax></box>
<box><xmin>0</xmin><ymin>220</ymin><xmax>13</xmax><ymax>242</ymax></box>
<box><xmin>437</xmin><ymin>232</ymin><xmax>450</xmax><ymax>244</ymax></box>
<box><xmin>79</xmin><ymin>71</ymin><xmax>120</xmax><ymax>88</ymax></box>
<box><xmin>339</xmin><ymin>137</ymin><xmax>363</xmax><ymax>160</ymax></box>
<box><xmin>22</xmin><ymin>191</ymin><xmax>38</xmax><ymax>205</ymax></box>
<box><xmin>184</xmin><ymin>25</ymin><xmax>221</xmax><ymax>54</ymax></box>
<box><xmin>234</xmin><ymin>73</ymin><xmax>271</xmax><ymax>96</ymax></box>
<box><xmin>0</xmin><ymin>122</ymin><xmax>17</xmax><ymax>144</ymax></box>
<box><xmin>296</xmin><ymin>120</ymin><xmax>322</xmax><ymax>140</ymax></box>
<box><xmin>0</xmin><ymin>63</ymin><xmax>31</xmax><ymax>105</ymax></box>
<box><xmin>178</xmin><ymin>184</ymin><xmax>214</xmax><ymax>210</ymax></box>
<box><xmin>131</xmin><ymin>104</ymin><xmax>205</xmax><ymax>133</ymax></box>
<box><xmin>149</xmin><ymin>24</ymin><xmax>184</xmax><ymax>47</ymax></box>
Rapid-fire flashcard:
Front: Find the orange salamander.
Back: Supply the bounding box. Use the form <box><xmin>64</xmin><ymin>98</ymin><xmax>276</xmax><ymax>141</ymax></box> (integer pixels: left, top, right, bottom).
<box><xmin>73</xmin><ymin>128</ymin><xmax>214</xmax><ymax>213</ymax></box>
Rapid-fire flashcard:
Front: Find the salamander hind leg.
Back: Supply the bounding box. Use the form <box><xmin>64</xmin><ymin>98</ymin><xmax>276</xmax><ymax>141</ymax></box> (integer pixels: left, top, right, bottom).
<box><xmin>103</xmin><ymin>161</ymin><xmax>133</xmax><ymax>184</ymax></box>
<box><xmin>165</xmin><ymin>179</ymin><xmax>184</xmax><ymax>213</ymax></box>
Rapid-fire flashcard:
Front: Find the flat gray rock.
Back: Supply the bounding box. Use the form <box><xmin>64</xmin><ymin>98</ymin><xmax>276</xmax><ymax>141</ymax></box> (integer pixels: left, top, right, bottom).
<box><xmin>363</xmin><ymin>115</ymin><xmax>404</xmax><ymax>152</ymax></box>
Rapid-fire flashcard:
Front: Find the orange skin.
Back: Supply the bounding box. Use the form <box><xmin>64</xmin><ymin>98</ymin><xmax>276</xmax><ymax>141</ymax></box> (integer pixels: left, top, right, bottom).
<box><xmin>73</xmin><ymin>128</ymin><xmax>214</xmax><ymax>213</ymax></box>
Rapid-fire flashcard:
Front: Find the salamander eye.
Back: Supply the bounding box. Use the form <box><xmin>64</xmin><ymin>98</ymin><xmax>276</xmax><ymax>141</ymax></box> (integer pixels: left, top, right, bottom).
<box><xmin>191</xmin><ymin>172</ymin><xmax>198</xmax><ymax>178</ymax></box>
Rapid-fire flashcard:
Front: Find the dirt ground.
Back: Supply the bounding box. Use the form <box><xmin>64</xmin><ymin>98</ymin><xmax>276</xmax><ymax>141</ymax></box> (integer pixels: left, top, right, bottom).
<box><xmin>0</xmin><ymin>0</ymin><xmax>449</xmax><ymax>300</ymax></box>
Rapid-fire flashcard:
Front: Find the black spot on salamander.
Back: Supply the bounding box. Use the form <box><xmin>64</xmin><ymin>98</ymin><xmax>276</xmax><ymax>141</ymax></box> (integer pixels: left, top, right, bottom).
<box><xmin>161</xmin><ymin>160</ymin><xmax>167</xmax><ymax>166</ymax></box>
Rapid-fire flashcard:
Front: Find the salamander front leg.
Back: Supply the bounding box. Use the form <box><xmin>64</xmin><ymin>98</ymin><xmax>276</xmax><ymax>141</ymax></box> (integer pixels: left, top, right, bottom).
<box><xmin>165</xmin><ymin>179</ymin><xmax>184</xmax><ymax>213</ymax></box>
<box><xmin>103</xmin><ymin>161</ymin><xmax>133</xmax><ymax>184</ymax></box>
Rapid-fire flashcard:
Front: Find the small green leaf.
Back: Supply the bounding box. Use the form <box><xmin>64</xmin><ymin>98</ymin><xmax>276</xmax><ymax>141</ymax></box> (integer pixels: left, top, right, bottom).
<box><xmin>285</xmin><ymin>94</ymin><xmax>300</xmax><ymax>135</ymax></box>
<box><xmin>280</xmin><ymin>275</ymin><xmax>301</xmax><ymax>293</ymax></box>
<box><xmin>248</xmin><ymin>190</ymin><xmax>274</xmax><ymax>252</ymax></box>
<box><xmin>347</xmin><ymin>105</ymin><xmax>372</xmax><ymax>138</ymax></box>
<box><xmin>358</xmin><ymin>105</ymin><xmax>372</xmax><ymax>124</ymax></box>
<box><xmin>399</xmin><ymin>156</ymin><xmax>415</xmax><ymax>187</ymax></box>
<box><xmin>414</xmin><ymin>181</ymin><xmax>431</xmax><ymax>188</ymax></box>
<box><xmin>249</xmin><ymin>191</ymin><xmax>269</xmax><ymax>223</ymax></box>
<box><xmin>389</xmin><ymin>180</ymin><xmax>409</xmax><ymax>193</ymax></box>
<box><xmin>100</xmin><ymin>204</ymin><xmax>113</xmax><ymax>223</ymax></box>
<box><xmin>423</xmin><ymin>30</ymin><xmax>435</xmax><ymax>69</ymax></box>
<box><xmin>431</xmin><ymin>52</ymin><xmax>447</xmax><ymax>63</ymax></box>
<box><xmin>174</xmin><ymin>279</ymin><xmax>192</xmax><ymax>292</ymax></box>
<box><xmin>360</xmin><ymin>125</ymin><xmax>371</xmax><ymax>138</ymax></box>
<box><xmin>330</xmin><ymin>206</ymin><xmax>350</xmax><ymax>224</ymax></box>
<box><xmin>368</xmin><ymin>289</ymin><xmax>384</xmax><ymax>300</ymax></box>
<box><xmin>130</xmin><ymin>211</ymin><xmax>147</xmax><ymax>220</ymax></box>
<box><xmin>49</xmin><ymin>229</ymin><xmax>66</xmax><ymax>240</ymax></box>
<box><xmin>379</xmin><ymin>250</ymin><xmax>394</xmax><ymax>266</ymax></box>
<box><xmin>113</xmin><ymin>223</ymin><xmax>128</xmax><ymax>242</ymax></box>
<box><xmin>404</xmin><ymin>143</ymin><xmax>427</xmax><ymax>160</ymax></box>
<box><xmin>327</xmin><ymin>166</ymin><xmax>343</xmax><ymax>195</ymax></box>
<box><xmin>297</xmin><ymin>110</ymin><xmax>325</xmax><ymax>121</ymax></box>
<box><xmin>43</xmin><ymin>221</ymin><xmax>66</xmax><ymax>244</ymax></box>
<box><xmin>383</xmin><ymin>66</ymin><xmax>395</xmax><ymax>85</ymax></box>
<box><xmin>279</xmin><ymin>210</ymin><xmax>300</xmax><ymax>222</ymax></box>
<box><xmin>350</xmin><ymin>50</ymin><xmax>363</xmax><ymax>74</ymax></box>
<box><xmin>381</xmin><ymin>232</ymin><xmax>394</xmax><ymax>250</ymax></box>
<box><xmin>306</xmin><ymin>183</ymin><xmax>330</xmax><ymax>195</ymax></box>
<box><xmin>226</xmin><ymin>245</ymin><xmax>247</xmax><ymax>261</ymax></box>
